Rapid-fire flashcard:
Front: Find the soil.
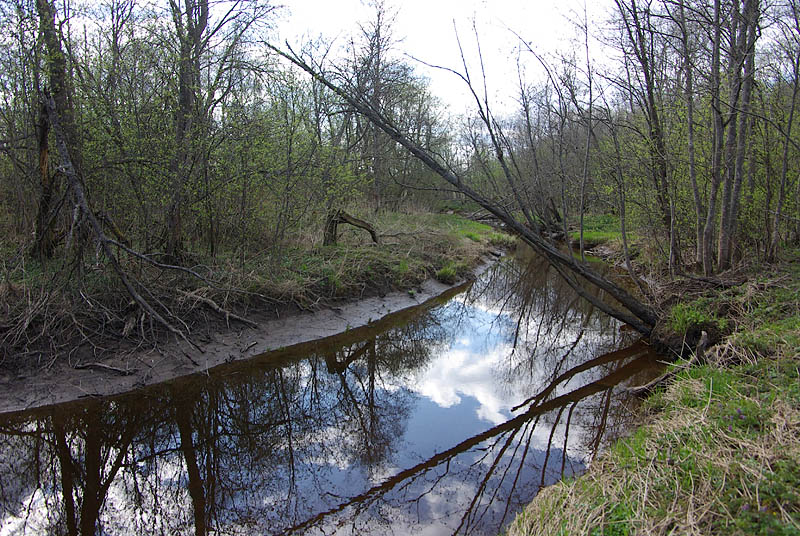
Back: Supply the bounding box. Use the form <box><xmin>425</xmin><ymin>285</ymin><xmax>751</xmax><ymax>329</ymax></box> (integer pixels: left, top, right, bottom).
<box><xmin>0</xmin><ymin>256</ymin><xmax>498</xmax><ymax>415</ymax></box>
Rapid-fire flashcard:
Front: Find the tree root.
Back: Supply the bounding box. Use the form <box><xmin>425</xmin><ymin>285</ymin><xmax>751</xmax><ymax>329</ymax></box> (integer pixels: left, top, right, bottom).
<box><xmin>628</xmin><ymin>330</ymin><xmax>708</xmax><ymax>395</ymax></box>
<box><xmin>177</xmin><ymin>288</ymin><xmax>258</xmax><ymax>329</ymax></box>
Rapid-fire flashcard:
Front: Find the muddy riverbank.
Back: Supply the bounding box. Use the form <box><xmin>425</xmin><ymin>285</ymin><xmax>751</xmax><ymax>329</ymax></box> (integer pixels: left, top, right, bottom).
<box><xmin>0</xmin><ymin>257</ymin><xmax>497</xmax><ymax>415</ymax></box>
<box><xmin>0</xmin><ymin>248</ymin><xmax>663</xmax><ymax>536</ymax></box>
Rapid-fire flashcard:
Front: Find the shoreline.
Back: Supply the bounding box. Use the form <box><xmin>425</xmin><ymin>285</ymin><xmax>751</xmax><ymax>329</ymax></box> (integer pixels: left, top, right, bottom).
<box><xmin>0</xmin><ymin>256</ymin><xmax>498</xmax><ymax>416</ymax></box>
<box><xmin>508</xmin><ymin>249</ymin><xmax>800</xmax><ymax>535</ymax></box>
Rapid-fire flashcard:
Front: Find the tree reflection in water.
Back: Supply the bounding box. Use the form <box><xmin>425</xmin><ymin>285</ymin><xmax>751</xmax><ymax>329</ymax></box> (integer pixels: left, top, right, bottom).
<box><xmin>0</xmin><ymin>251</ymin><xmax>660</xmax><ymax>535</ymax></box>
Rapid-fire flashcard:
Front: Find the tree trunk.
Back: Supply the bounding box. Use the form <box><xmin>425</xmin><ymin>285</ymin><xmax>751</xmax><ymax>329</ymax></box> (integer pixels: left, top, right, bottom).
<box><xmin>703</xmin><ymin>0</ymin><xmax>725</xmax><ymax>275</ymax></box>
<box><xmin>768</xmin><ymin>18</ymin><xmax>800</xmax><ymax>260</ymax></box>
<box><xmin>166</xmin><ymin>0</ymin><xmax>209</xmax><ymax>261</ymax></box>
<box><xmin>323</xmin><ymin>209</ymin><xmax>381</xmax><ymax>246</ymax></box>
<box><xmin>32</xmin><ymin>103</ymin><xmax>56</xmax><ymax>259</ymax></box>
<box><xmin>79</xmin><ymin>421</ymin><xmax>103</xmax><ymax>536</ymax></box>
<box><xmin>723</xmin><ymin>0</ymin><xmax>759</xmax><ymax>266</ymax></box>
<box><xmin>273</xmin><ymin>47</ymin><xmax>659</xmax><ymax>335</ymax></box>
<box><xmin>33</xmin><ymin>0</ymin><xmax>82</xmax><ymax>258</ymax></box>
<box><xmin>53</xmin><ymin>417</ymin><xmax>78</xmax><ymax>536</ymax></box>
<box><xmin>677</xmin><ymin>0</ymin><xmax>703</xmax><ymax>265</ymax></box>
<box><xmin>614</xmin><ymin>0</ymin><xmax>676</xmax><ymax>271</ymax></box>
<box><xmin>323</xmin><ymin>210</ymin><xmax>339</xmax><ymax>246</ymax></box>
<box><xmin>176</xmin><ymin>401</ymin><xmax>207</xmax><ymax>536</ymax></box>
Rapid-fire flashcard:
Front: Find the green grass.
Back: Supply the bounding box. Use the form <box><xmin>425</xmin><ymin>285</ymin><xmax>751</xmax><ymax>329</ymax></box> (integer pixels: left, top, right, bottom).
<box><xmin>568</xmin><ymin>214</ymin><xmax>628</xmax><ymax>247</ymax></box>
<box><xmin>512</xmin><ymin>357</ymin><xmax>800</xmax><ymax>536</ymax></box>
<box><xmin>666</xmin><ymin>250</ymin><xmax>800</xmax><ymax>354</ymax></box>
<box><xmin>668</xmin><ymin>299</ymin><xmax>729</xmax><ymax>334</ymax></box>
<box><xmin>434</xmin><ymin>260</ymin><xmax>469</xmax><ymax>284</ymax></box>
<box><xmin>488</xmin><ymin>232</ymin><xmax>517</xmax><ymax>248</ymax></box>
<box><xmin>509</xmin><ymin>249</ymin><xmax>800</xmax><ymax>536</ymax></box>
<box><xmin>241</xmin><ymin>211</ymin><xmax>512</xmax><ymax>302</ymax></box>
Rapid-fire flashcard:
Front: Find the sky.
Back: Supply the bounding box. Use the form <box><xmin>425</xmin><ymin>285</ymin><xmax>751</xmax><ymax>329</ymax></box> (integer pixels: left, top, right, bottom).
<box><xmin>275</xmin><ymin>0</ymin><xmax>613</xmax><ymax>114</ymax></box>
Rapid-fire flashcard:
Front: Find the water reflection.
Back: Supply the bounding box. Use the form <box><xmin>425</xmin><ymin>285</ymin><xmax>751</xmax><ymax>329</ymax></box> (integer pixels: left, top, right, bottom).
<box><xmin>0</xmin><ymin>251</ymin><xmax>660</xmax><ymax>536</ymax></box>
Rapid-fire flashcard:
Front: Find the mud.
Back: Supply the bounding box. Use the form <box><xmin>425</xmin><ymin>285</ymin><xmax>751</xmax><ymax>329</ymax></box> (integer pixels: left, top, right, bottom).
<box><xmin>0</xmin><ymin>257</ymin><xmax>497</xmax><ymax>415</ymax></box>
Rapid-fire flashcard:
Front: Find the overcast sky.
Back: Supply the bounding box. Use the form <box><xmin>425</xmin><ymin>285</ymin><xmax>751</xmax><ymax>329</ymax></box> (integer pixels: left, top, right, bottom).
<box><xmin>275</xmin><ymin>0</ymin><xmax>613</xmax><ymax>114</ymax></box>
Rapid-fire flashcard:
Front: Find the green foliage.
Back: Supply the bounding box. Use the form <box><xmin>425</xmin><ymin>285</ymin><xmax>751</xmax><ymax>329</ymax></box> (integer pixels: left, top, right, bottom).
<box><xmin>668</xmin><ymin>300</ymin><xmax>728</xmax><ymax>334</ymax></box>
<box><xmin>589</xmin><ymin>503</ymin><xmax>634</xmax><ymax>536</ymax></box>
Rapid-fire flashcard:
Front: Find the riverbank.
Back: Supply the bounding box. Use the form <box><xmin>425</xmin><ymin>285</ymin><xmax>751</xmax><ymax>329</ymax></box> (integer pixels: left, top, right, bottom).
<box><xmin>509</xmin><ymin>249</ymin><xmax>800</xmax><ymax>535</ymax></box>
<box><xmin>0</xmin><ymin>211</ymin><xmax>513</xmax><ymax>412</ymax></box>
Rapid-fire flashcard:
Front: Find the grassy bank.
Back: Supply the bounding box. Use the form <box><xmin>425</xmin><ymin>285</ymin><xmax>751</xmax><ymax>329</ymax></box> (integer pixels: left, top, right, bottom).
<box><xmin>509</xmin><ymin>250</ymin><xmax>800</xmax><ymax>536</ymax></box>
<box><xmin>568</xmin><ymin>215</ymin><xmax>628</xmax><ymax>249</ymax></box>
<box><xmin>0</xmin><ymin>210</ymin><xmax>513</xmax><ymax>363</ymax></box>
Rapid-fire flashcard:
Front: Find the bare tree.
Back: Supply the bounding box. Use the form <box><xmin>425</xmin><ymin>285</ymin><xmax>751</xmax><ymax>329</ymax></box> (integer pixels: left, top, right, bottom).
<box><xmin>768</xmin><ymin>0</ymin><xmax>800</xmax><ymax>260</ymax></box>
<box><xmin>270</xmin><ymin>45</ymin><xmax>660</xmax><ymax>337</ymax></box>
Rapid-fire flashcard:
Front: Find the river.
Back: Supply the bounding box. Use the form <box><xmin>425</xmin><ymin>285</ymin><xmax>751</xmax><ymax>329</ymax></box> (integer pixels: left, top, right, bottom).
<box><xmin>0</xmin><ymin>250</ymin><xmax>660</xmax><ymax>535</ymax></box>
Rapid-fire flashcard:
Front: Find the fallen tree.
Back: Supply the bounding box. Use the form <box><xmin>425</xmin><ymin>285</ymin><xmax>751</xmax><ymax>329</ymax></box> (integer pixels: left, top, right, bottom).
<box><xmin>269</xmin><ymin>44</ymin><xmax>660</xmax><ymax>337</ymax></box>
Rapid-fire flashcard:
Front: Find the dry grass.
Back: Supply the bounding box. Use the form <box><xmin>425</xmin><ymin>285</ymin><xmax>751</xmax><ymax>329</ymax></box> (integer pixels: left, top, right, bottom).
<box><xmin>509</xmin><ymin>250</ymin><xmax>800</xmax><ymax>536</ymax></box>
<box><xmin>509</xmin><ymin>354</ymin><xmax>800</xmax><ymax>536</ymax></box>
<box><xmin>0</xmin><ymin>211</ymin><xmax>510</xmax><ymax>365</ymax></box>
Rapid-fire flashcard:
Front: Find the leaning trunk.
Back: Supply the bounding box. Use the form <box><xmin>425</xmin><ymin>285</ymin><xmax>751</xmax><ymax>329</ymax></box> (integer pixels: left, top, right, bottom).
<box><xmin>272</xmin><ymin>47</ymin><xmax>659</xmax><ymax>335</ymax></box>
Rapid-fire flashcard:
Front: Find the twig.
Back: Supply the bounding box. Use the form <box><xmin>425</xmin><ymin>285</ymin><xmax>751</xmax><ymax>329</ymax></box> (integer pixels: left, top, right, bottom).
<box><xmin>74</xmin><ymin>362</ymin><xmax>137</xmax><ymax>376</ymax></box>
<box><xmin>177</xmin><ymin>288</ymin><xmax>258</xmax><ymax>328</ymax></box>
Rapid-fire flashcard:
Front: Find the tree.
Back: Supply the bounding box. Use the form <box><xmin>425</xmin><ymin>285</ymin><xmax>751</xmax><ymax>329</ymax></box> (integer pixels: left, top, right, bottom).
<box><xmin>32</xmin><ymin>0</ymin><xmax>82</xmax><ymax>259</ymax></box>
<box><xmin>164</xmin><ymin>0</ymin><xmax>273</xmax><ymax>260</ymax></box>
<box><xmin>613</xmin><ymin>0</ymin><xmax>678</xmax><ymax>271</ymax></box>
<box><xmin>270</xmin><ymin>45</ymin><xmax>660</xmax><ymax>337</ymax></box>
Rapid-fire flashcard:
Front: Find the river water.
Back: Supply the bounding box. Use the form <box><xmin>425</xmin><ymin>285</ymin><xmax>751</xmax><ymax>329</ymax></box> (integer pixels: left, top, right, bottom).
<box><xmin>0</xmin><ymin>251</ymin><xmax>660</xmax><ymax>535</ymax></box>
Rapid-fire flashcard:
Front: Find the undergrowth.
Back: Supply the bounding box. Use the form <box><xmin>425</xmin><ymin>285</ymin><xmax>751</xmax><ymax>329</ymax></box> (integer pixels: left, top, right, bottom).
<box><xmin>0</xmin><ymin>210</ymin><xmax>512</xmax><ymax>364</ymax></box>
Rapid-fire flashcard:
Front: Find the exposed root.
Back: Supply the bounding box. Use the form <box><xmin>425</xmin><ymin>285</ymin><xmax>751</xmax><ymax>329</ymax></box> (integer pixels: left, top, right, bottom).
<box><xmin>177</xmin><ymin>288</ymin><xmax>258</xmax><ymax>329</ymax></box>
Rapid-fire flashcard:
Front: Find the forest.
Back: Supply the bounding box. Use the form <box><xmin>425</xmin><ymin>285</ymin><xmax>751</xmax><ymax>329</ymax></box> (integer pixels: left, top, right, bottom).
<box><xmin>0</xmin><ymin>0</ymin><xmax>798</xmax><ymax>358</ymax></box>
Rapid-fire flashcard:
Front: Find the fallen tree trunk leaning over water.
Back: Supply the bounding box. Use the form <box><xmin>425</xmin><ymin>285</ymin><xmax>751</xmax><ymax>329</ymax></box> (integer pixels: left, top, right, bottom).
<box><xmin>270</xmin><ymin>45</ymin><xmax>659</xmax><ymax>336</ymax></box>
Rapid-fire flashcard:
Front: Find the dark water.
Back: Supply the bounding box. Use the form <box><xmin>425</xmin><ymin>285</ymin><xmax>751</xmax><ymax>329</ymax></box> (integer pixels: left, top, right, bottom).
<box><xmin>0</xmin><ymin>251</ymin><xmax>660</xmax><ymax>536</ymax></box>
